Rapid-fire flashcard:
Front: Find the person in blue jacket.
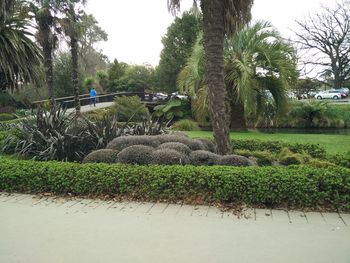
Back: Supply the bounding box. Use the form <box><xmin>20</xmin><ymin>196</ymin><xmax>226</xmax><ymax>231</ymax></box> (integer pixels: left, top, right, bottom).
<box><xmin>90</xmin><ymin>87</ymin><xmax>97</xmax><ymax>107</ymax></box>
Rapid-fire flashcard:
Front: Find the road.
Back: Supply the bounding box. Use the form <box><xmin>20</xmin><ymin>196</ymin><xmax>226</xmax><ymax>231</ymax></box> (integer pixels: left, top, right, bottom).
<box><xmin>0</xmin><ymin>193</ymin><xmax>349</xmax><ymax>263</ymax></box>
<box><xmin>66</xmin><ymin>101</ymin><xmax>114</xmax><ymax>114</ymax></box>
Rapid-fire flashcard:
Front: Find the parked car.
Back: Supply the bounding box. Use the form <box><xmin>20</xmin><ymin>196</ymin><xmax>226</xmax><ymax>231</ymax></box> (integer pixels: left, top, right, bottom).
<box><xmin>171</xmin><ymin>92</ymin><xmax>188</xmax><ymax>100</ymax></box>
<box><xmin>315</xmin><ymin>90</ymin><xmax>343</xmax><ymax>100</ymax></box>
<box><xmin>335</xmin><ymin>88</ymin><xmax>349</xmax><ymax>97</ymax></box>
<box><xmin>152</xmin><ymin>93</ymin><xmax>169</xmax><ymax>101</ymax></box>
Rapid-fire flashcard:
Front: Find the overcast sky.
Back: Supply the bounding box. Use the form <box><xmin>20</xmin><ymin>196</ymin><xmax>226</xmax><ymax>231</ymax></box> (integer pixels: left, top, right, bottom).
<box><xmin>86</xmin><ymin>0</ymin><xmax>336</xmax><ymax>67</ymax></box>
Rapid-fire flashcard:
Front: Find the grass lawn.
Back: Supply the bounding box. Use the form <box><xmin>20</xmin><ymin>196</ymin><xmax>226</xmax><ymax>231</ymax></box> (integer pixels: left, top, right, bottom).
<box><xmin>186</xmin><ymin>130</ymin><xmax>350</xmax><ymax>154</ymax></box>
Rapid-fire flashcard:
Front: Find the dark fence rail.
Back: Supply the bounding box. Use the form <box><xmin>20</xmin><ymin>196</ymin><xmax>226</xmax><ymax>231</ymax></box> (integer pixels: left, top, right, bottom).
<box><xmin>31</xmin><ymin>92</ymin><xmax>169</xmax><ymax>109</ymax></box>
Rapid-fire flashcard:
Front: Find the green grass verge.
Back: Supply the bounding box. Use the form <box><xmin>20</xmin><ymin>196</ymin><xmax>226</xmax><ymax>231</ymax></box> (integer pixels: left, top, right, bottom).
<box><xmin>0</xmin><ymin>159</ymin><xmax>349</xmax><ymax>211</ymax></box>
<box><xmin>186</xmin><ymin>131</ymin><xmax>350</xmax><ymax>154</ymax></box>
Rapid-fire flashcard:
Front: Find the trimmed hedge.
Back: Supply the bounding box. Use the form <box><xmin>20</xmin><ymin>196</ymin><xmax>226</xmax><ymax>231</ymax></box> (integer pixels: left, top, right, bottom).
<box><xmin>0</xmin><ymin>159</ymin><xmax>349</xmax><ymax>211</ymax></box>
<box><xmin>232</xmin><ymin>139</ymin><xmax>327</xmax><ymax>159</ymax></box>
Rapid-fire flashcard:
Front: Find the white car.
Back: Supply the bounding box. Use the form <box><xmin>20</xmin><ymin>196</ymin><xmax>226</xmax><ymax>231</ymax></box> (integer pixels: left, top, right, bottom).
<box><xmin>315</xmin><ymin>90</ymin><xmax>343</xmax><ymax>100</ymax></box>
<box><xmin>171</xmin><ymin>92</ymin><xmax>188</xmax><ymax>100</ymax></box>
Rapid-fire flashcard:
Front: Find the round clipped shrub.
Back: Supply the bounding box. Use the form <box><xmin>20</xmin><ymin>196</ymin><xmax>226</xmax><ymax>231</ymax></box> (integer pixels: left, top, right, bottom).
<box><xmin>157</xmin><ymin>142</ymin><xmax>191</xmax><ymax>155</ymax></box>
<box><xmin>82</xmin><ymin>149</ymin><xmax>119</xmax><ymax>164</ymax></box>
<box><xmin>106</xmin><ymin>135</ymin><xmax>160</xmax><ymax>151</ymax></box>
<box><xmin>197</xmin><ymin>138</ymin><xmax>216</xmax><ymax>153</ymax></box>
<box><xmin>218</xmin><ymin>154</ymin><xmax>255</xmax><ymax>167</ymax></box>
<box><xmin>190</xmin><ymin>150</ymin><xmax>219</xmax><ymax>166</ymax></box>
<box><xmin>279</xmin><ymin>155</ymin><xmax>303</xmax><ymax>165</ymax></box>
<box><xmin>117</xmin><ymin>145</ymin><xmax>154</xmax><ymax>164</ymax></box>
<box><xmin>151</xmin><ymin>149</ymin><xmax>190</xmax><ymax>165</ymax></box>
<box><xmin>156</xmin><ymin>134</ymin><xmax>205</xmax><ymax>151</ymax></box>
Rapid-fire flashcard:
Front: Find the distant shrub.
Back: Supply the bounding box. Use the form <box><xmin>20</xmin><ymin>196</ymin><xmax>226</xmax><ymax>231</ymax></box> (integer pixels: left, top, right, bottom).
<box><xmin>278</xmin><ymin>148</ymin><xmax>310</xmax><ymax>166</ymax></box>
<box><xmin>308</xmin><ymin>159</ymin><xmax>336</xmax><ymax>168</ymax></box>
<box><xmin>151</xmin><ymin>149</ymin><xmax>190</xmax><ymax>165</ymax></box>
<box><xmin>157</xmin><ymin>142</ymin><xmax>191</xmax><ymax>155</ymax></box>
<box><xmin>190</xmin><ymin>150</ymin><xmax>219</xmax><ymax>166</ymax></box>
<box><xmin>0</xmin><ymin>113</ymin><xmax>16</xmax><ymax>122</ymax></box>
<box><xmin>171</xmin><ymin>119</ymin><xmax>200</xmax><ymax>131</ymax></box>
<box><xmin>82</xmin><ymin>149</ymin><xmax>119</xmax><ymax>164</ymax></box>
<box><xmin>234</xmin><ymin>149</ymin><xmax>275</xmax><ymax>166</ymax></box>
<box><xmin>112</xmin><ymin>96</ymin><xmax>149</xmax><ymax>122</ymax></box>
<box><xmin>117</xmin><ymin>145</ymin><xmax>154</xmax><ymax>164</ymax></box>
<box><xmin>197</xmin><ymin>138</ymin><xmax>216</xmax><ymax>153</ymax></box>
<box><xmin>327</xmin><ymin>152</ymin><xmax>350</xmax><ymax>168</ymax></box>
<box><xmin>232</xmin><ymin>139</ymin><xmax>326</xmax><ymax>159</ymax></box>
<box><xmin>218</xmin><ymin>155</ymin><xmax>255</xmax><ymax>166</ymax></box>
<box><xmin>106</xmin><ymin>135</ymin><xmax>160</xmax><ymax>151</ymax></box>
<box><xmin>156</xmin><ymin>134</ymin><xmax>205</xmax><ymax>150</ymax></box>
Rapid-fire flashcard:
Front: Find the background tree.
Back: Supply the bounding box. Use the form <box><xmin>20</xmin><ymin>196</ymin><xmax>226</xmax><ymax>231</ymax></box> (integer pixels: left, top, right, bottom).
<box><xmin>32</xmin><ymin>0</ymin><xmax>61</xmax><ymax>105</ymax></box>
<box><xmin>0</xmin><ymin>0</ymin><xmax>42</xmax><ymax>91</ymax></box>
<box><xmin>168</xmin><ymin>0</ymin><xmax>254</xmax><ymax>154</ymax></box>
<box><xmin>295</xmin><ymin>0</ymin><xmax>350</xmax><ymax>89</ymax></box>
<box><xmin>294</xmin><ymin>78</ymin><xmax>321</xmax><ymax>98</ymax></box>
<box><xmin>78</xmin><ymin>13</ymin><xmax>108</xmax><ymax>77</ymax></box>
<box><xmin>179</xmin><ymin>22</ymin><xmax>298</xmax><ymax>130</ymax></box>
<box><xmin>155</xmin><ymin>11</ymin><xmax>201</xmax><ymax>93</ymax></box>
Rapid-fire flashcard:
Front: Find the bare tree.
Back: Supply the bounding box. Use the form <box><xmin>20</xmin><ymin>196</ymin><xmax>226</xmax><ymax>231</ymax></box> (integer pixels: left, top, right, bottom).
<box><xmin>295</xmin><ymin>1</ymin><xmax>350</xmax><ymax>89</ymax></box>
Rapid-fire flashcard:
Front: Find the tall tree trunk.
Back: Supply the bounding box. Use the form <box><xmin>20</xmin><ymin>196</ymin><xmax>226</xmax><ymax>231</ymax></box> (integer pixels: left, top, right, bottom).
<box><xmin>69</xmin><ymin>5</ymin><xmax>80</xmax><ymax>113</ymax></box>
<box><xmin>201</xmin><ymin>0</ymin><xmax>231</xmax><ymax>155</ymax></box>
<box><xmin>230</xmin><ymin>99</ymin><xmax>247</xmax><ymax>131</ymax></box>
<box><xmin>37</xmin><ymin>7</ymin><xmax>55</xmax><ymax>107</ymax></box>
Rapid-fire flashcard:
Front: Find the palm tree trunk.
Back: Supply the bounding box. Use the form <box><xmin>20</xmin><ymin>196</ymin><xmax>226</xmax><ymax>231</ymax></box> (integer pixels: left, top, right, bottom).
<box><xmin>42</xmin><ymin>35</ymin><xmax>54</xmax><ymax>106</ymax></box>
<box><xmin>230</xmin><ymin>99</ymin><xmax>247</xmax><ymax>131</ymax></box>
<box><xmin>200</xmin><ymin>0</ymin><xmax>231</xmax><ymax>155</ymax></box>
<box><xmin>69</xmin><ymin>5</ymin><xmax>80</xmax><ymax>113</ymax></box>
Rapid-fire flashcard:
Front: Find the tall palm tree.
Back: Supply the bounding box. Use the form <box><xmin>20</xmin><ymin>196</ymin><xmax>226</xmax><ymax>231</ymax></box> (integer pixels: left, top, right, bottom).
<box><xmin>60</xmin><ymin>2</ymin><xmax>82</xmax><ymax>113</ymax></box>
<box><xmin>31</xmin><ymin>0</ymin><xmax>60</xmax><ymax>106</ymax></box>
<box><xmin>0</xmin><ymin>0</ymin><xmax>42</xmax><ymax>91</ymax></box>
<box><xmin>178</xmin><ymin>22</ymin><xmax>298</xmax><ymax>129</ymax></box>
<box><xmin>168</xmin><ymin>0</ymin><xmax>253</xmax><ymax>155</ymax></box>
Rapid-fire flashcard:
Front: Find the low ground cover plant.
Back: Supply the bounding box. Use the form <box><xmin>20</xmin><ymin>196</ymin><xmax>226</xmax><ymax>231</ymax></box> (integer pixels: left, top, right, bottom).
<box><xmin>0</xmin><ymin>159</ymin><xmax>349</xmax><ymax>211</ymax></box>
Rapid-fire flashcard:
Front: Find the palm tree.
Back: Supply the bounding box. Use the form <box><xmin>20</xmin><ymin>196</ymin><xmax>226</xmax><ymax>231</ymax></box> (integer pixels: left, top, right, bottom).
<box><xmin>0</xmin><ymin>0</ymin><xmax>42</xmax><ymax>91</ymax></box>
<box><xmin>31</xmin><ymin>0</ymin><xmax>60</xmax><ymax>106</ymax></box>
<box><xmin>60</xmin><ymin>0</ymin><xmax>88</xmax><ymax>113</ymax></box>
<box><xmin>224</xmin><ymin>21</ymin><xmax>298</xmax><ymax>129</ymax></box>
<box><xmin>168</xmin><ymin>0</ymin><xmax>253</xmax><ymax>155</ymax></box>
<box><xmin>178</xmin><ymin>22</ymin><xmax>298</xmax><ymax>130</ymax></box>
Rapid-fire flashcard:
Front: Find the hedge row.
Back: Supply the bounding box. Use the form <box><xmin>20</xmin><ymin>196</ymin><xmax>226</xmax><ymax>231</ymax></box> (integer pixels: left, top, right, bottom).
<box><xmin>0</xmin><ymin>159</ymin><xmax>349</xmax><ymax>211</ymax></box>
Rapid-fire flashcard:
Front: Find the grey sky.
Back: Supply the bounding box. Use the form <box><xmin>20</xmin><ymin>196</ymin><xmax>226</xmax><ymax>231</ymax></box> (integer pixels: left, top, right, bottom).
<box><xmin>86</xmin><ymin>0</ymin><xmax>335</xmax><ymax>67</ymax></box>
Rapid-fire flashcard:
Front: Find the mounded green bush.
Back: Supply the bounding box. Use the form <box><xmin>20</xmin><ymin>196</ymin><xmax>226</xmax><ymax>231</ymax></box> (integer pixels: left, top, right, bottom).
<box><xmin>308</xmin><ymin>159</ymin><xmax>336</xmax><ymax>168</ymax></box>
<box><xmin>151</xmin><ymin>149</ymin><xmax>190</xmax><ymax>165</ymax></box>
<box><xmin>190</xmin><ymin>150</ymin><xmax>219</xmax><ymax>166</ymax></box>
<box><xmin>117</xmin><ymin>145</ymin><xmax>154</xmax><ymax>165</ymax></box>
<box><xmin>157</xmin><ymin>142</ymin><xmax>191</xmax><ymax>155</ymax></box>
<box><xmin>278</xmin><ymin>148</ymin><xmax>310</xmax><ymax>166</ymax></box>
<box><xmin>82</xmin><ymin>149</ymin><xmax>119</xmax><ymax>164</ymax></box>
<box><xmin>112</xmin><ymin>95</ymin><xmax>150</xmax><ymax>122</ymax></box>
<box><xmin>0</xmin><ymin>159</ymin><xmax>349</xmax><ymax>211</ymax></box>
<box><xmin>234</xmin><ymin>149</ymin><xmax>276</xmax><ymax>166</ymax></box>
<box><xmin>106</xmin><ymin>135</ymin><xmax>160</xmax><ymax>151</ymax></box>
<box><xmin>327</xmin><ymin>152</ymin><xmax>350</xmax><ymax>168</ymax></box>
<box><xmin>156</xmin><ymin>134</ymin><xmax>205</xmax><ymax>151</ymax></box>
<box><xmin>232</xmin><ymin>139</ymin><xmax>327</xmax><ymax>159</ymax></box>
<box><xmin>171</xmin><ymin>119</ymin><xmax>200</xmax><ymax>131</ymax></box>
<box><xmin>218</xmin><ymin>154</ymin><xmax>255</xmax><ymax>167</ymax></box>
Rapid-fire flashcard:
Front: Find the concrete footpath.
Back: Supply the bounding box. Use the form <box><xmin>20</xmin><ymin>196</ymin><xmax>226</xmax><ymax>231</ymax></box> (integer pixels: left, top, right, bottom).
<box><xmin>0</xmin><ymin>193</ymin><xmax>349</xmax><ymax>263</ymax></box>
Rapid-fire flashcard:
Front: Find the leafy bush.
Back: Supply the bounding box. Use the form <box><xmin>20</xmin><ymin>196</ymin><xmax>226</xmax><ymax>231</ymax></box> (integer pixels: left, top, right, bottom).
<box><xmin>151</xmin><ymin>149</ymin><xmax>190</xmax><ymax>165</ymax></box>
<box><xmin>82</xmin><ymin>149</ymin><xmax>119</xmax><ymax>164</ymax></box>
<box><xmin>1</xmin><ymin>159</ymin><xmax>349</xmax><ymax>210</ymax></box>
<box><xmin>232</xmin><ymin>139</ymin><xmax>327</xmax><ymax>159</ymax></box>
<box><xmin>218</xmin><ymin>155</ymin><xmax>255</xmax><ymax>166</ymax></box>
<box><xmin>1</xmin><ymin>106</ymin><xmax>126</xmax><ymax>162</ymax></box>
<box><xmin>106</xmin><ymin>135</ymin><xmax>160</xmax><ymax>151</ymax></box>
<box><xmin>117</xmin><ymin>145</ymin><xmax>154</xmax><ymax>165</ymax></box>
<box><xmin>327</xmin><ymin>152</ymin><xmax>350</xmax><ymax>168</ymax></box>
<box><xmin>156</xmin><ymin>134</ymin><xmax>205</xmax><ymax>150</ymax></box>
<box><xmin>153</xmin><ymin>98</ymin><xmax>191</xmax><ymax>121</ymax></box>
<box><xmin>0</xmin><ymin>113</ymin><xmax>16</xmax><ymax>121</ymax></box>
<box><xmin>112</xmin><ymin>96</ymin><xmax>150</xmax><ymax>122</ymax></box>
<box><xmin>234</xmin><ymin>149</ymin><xmax>276</xmax><ymax>166</ymax></box>
<box><xmin>278</xmin><ymin>148</ymin><xmax>310</xmax><ymax>166</ymax></box>
<box><xmin>157</xmin><ymin>142</ymin><xmax>192</xmax><ymax>155</ymax></box>
<box><xmin>171</xmin><ymin>119</ymin><xmax>200</xmax><ymax>131</ymax></box>
<box><xmin>190</xmin><ymin>150</ymin><xmax>219</xmax><ymax>166</ymax></box>
<box><xmin>308</xmin><ymin>159</ymin><xmax>336</xmax><ymax>168</ymax></box>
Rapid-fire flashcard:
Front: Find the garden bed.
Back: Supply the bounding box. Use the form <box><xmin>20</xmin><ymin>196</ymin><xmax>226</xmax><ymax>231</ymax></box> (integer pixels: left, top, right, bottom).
<box><xmin>0</xmin><ymin>159</ymin><xmax>349</xmax><ymax>212</ymax></box>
